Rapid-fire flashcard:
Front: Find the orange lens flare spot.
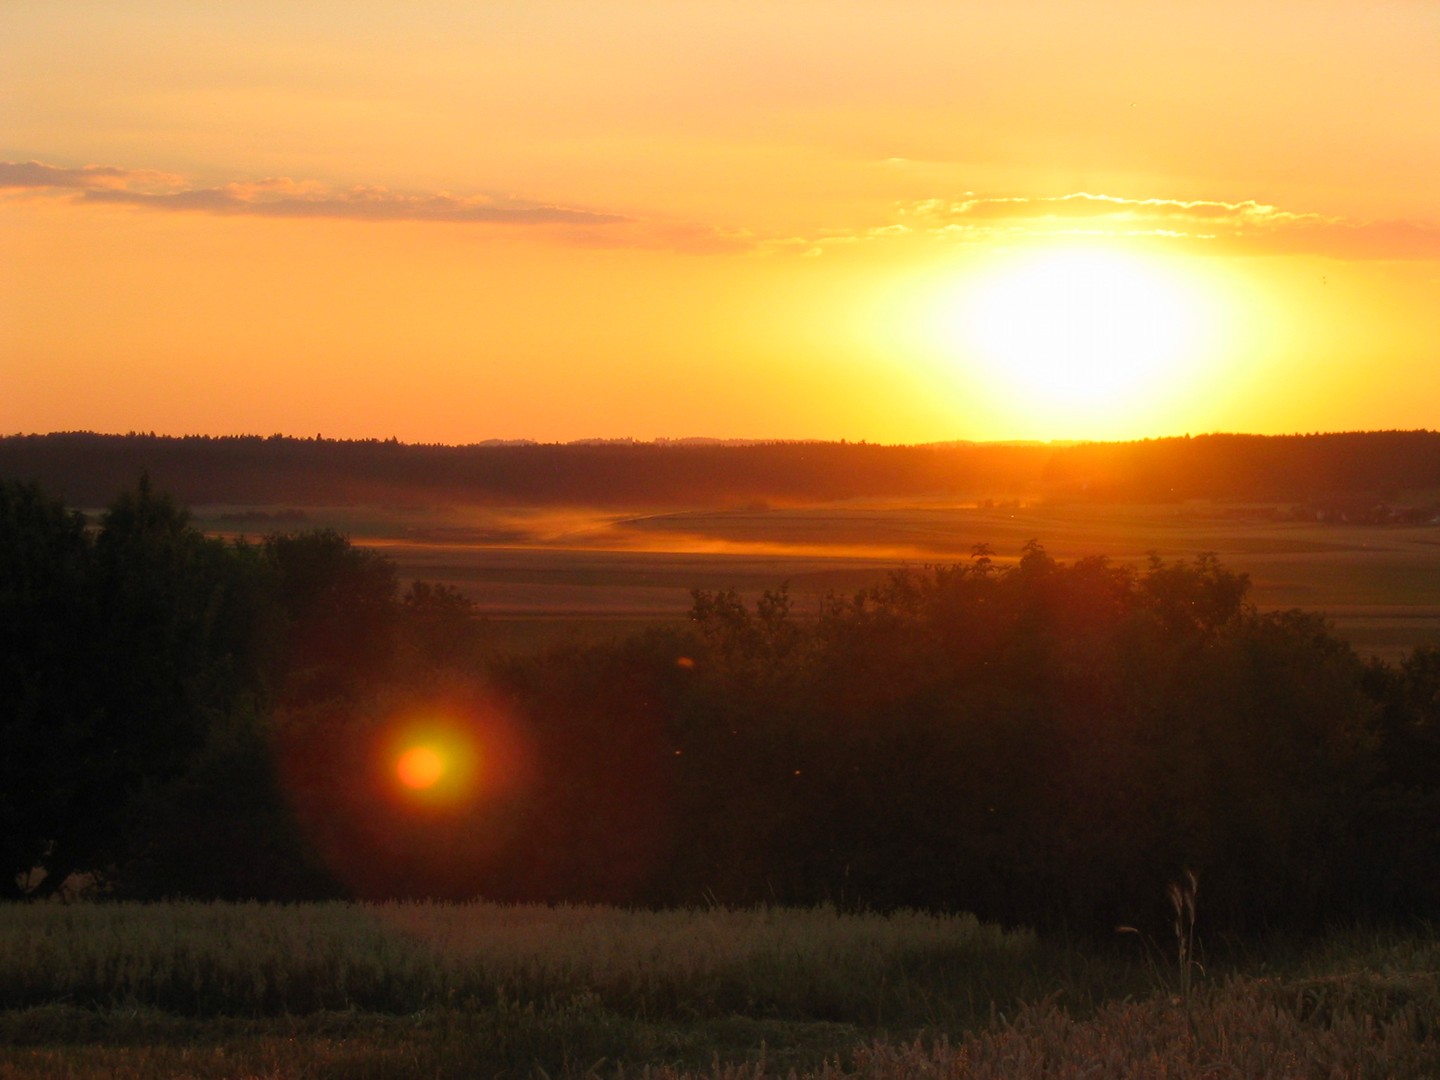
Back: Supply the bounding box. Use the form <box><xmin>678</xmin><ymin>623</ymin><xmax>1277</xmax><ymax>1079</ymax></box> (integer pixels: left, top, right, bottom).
<box><xmin>396</xmin><ymin>744</ymin><xmax>447</xmax><ymax>790</ymax></box>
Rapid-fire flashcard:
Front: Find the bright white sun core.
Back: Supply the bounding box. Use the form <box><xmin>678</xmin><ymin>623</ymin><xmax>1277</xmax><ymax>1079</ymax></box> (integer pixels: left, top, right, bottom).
<box><xmin>935</xmin><ymin>246</ymin><xmax>1215</xmax><ymax>428</ymax></box>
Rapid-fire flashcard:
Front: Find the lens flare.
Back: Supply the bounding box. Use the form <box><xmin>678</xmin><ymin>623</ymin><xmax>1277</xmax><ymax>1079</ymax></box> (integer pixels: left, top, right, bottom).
<box><xmin>275</xmin><ymin>695</ymin><xmax>538</xmax><ymax>899</ymax></box>
<box><xmin>396</xmin><ymin>744</ymin><xmax>447</xmax><ymax>790</ymax></box>
<box><xmin>383</xmin><ymin>722</ymin><xmax>482</xmax><ymax>809</ymax></box>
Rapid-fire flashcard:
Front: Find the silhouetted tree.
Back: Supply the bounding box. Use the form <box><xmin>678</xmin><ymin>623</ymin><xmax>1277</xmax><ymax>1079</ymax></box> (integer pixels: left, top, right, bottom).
<box><xmin>0</xmin><ymin>480</ymin><xmax>94</xmax><ymax>898</ymax></box>
<box><xmin>627</xmin><ymin>548</ymin><xmax>1389</xmax><ymax>932</ymax></box>
<box><xmin>2</xmin><ymin>477</ymin><xmax>249</xmax><ymax>897</ymax></box>
<box><xmin>262</xmin><ymin>529</ymin><xmax>400</xmax><ymax>705</ymax></box>
<box><xmin>401</xmin><ymin>579</ymin><xmax>486</xmax><ymax>670</ymax></box>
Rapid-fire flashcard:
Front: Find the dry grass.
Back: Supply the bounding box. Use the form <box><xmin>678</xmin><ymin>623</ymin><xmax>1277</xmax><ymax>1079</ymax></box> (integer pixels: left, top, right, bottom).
<box><xmin>0</xmin><ymin>902</ymin><xmax>1040</xmax><ymax>1021</ymax></box>
<box><xmin>724</xmin><ymin>976</ymin><xmax>1440</xmax><ymax>1080</ymax></box>
<box><xmin>2</xmin><ymin>904</ymin><xmax>1437</xmax><ymax>1078</ymax></box>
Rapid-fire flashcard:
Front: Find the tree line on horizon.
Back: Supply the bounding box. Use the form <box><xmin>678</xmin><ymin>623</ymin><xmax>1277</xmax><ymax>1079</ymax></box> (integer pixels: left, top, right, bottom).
<box><xmin>3</xmin><ymin>429</ymin><xmax>1440</xmax><ymax>509</ymax></box>
<box><xmin>3</xmin><ymin>475</ymin><xmax>1439</xmax><ymax>936</ymax></box>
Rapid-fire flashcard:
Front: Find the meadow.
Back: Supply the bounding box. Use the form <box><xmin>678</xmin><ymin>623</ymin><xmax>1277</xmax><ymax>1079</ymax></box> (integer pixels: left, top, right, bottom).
<box><xmin>197</xmin><ymin>498</ymin><xmax>1440</xmax><ymax>660</ymax></box>
<box><xmin>1</xmin><ymin>902</ymin><xmax>1436</xmax><ymax>1078</ymax></box>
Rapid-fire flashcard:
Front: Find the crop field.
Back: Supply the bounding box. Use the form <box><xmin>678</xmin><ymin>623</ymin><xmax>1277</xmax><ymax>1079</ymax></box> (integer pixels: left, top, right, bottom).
<box><xmin>197</xmin><ymin>499</ymin><xmax>1440</xmax><ymax>659</ymax></box>
<box><xmin>2</xmin><ymin>902</ymin><xmax>1436</xmax><ymax>1079</ymax></box>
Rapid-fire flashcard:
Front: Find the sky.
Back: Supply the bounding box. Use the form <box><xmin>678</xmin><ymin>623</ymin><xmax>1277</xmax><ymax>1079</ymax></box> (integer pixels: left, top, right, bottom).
<box><xmin>3</xmin><ymin>1</ymin><xmax>1438</xmax><ymax>445</ymax></box>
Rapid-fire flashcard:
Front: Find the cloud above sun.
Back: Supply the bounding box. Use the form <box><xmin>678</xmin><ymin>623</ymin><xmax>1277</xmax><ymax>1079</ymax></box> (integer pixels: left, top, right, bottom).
<box><xmin>891</xmin><ymin>193</ymin><xmax>1440</xmax><ymax>261</ymax></box>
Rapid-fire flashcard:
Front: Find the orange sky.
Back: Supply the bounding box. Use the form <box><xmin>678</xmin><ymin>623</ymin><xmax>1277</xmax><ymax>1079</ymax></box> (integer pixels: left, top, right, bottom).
<box><xmin>4</xmin><ymin>1</ymin><xmax>1438</xmax><ymax>444</ymax></box>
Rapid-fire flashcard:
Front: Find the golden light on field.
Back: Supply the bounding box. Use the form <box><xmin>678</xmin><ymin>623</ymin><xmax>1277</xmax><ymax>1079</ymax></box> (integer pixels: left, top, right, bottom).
<box><xmin>930</xmin><ymin>246</ymin><xmax>1227</xmax><ymax>435</ymax></box>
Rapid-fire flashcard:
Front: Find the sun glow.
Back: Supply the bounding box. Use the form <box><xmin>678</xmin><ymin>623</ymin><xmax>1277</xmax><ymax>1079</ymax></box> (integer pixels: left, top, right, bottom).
<box><xmin>932</xmin><ymin>246</ymin><xmax>1226</xmax><ymax>434</ymax></box>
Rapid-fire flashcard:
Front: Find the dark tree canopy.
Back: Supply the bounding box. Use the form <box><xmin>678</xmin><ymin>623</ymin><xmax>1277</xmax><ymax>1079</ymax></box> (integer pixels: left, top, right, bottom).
<box><xmin>1</xmin><ymin>477</ymin><xmax>244</xmax><ymax>897</ymax></box>
<box><xmin>0</xmin><ymin>480</ymin><xmax>94</xmax><ymax>897</ymax></box>
<box><xmin>667</xmin><ymin>548</ymin><xmax>1380</xmax><ymax>930</ymax></box>
<box><xmin>261</xmin><ymin>528</ymin><xmax>400</xmax><ymax>705</ymax></box>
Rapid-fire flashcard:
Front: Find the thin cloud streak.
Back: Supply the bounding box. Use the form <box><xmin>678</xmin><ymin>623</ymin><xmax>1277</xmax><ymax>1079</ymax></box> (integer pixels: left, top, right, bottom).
<box><xmin>1</xmin><ymin>159</ymin><xmax>758</xmax><ymax>253</ymax></box>
<box><xmin>894</xmin><ymin>192</ymin><xmax>1440</xmax><ymax>260</ymax></box>
<box><xmin>0</xmin><ymin>160</ymin><xmax>183</xmax><ymax>191</ymax></box>
<box><xmin>915</xmin><ymin>193</ymin><xmax>1314</xmax><ymax>226</ymax></box>
<box><xmin>80</xmin><ymin>186</ymin><xmax>628</xmax><ymax>226</ymax></box>
<box><xmin>3</xmin><ymin>160</ymin><xmax>627</xmax><ymax>227</ymax></box>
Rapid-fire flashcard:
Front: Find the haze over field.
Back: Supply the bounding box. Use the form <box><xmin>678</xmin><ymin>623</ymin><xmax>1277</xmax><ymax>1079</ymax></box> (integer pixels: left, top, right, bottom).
<box><xmin>4</xmin><ymin>2</ymin><xmax>1439</xmax><ymax>445</ymax></box>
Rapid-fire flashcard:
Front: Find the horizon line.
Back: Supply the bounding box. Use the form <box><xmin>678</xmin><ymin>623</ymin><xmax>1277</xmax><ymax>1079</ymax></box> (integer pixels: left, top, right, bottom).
<box><xmin>6</xmin><ymin>428</ymin><xmax>1440</xmax><ymax>451</ymax></box>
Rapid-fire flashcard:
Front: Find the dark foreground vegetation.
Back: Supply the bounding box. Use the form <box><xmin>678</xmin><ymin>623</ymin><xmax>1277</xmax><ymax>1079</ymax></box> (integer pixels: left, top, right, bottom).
<box><xmin>1</xmin><ymin>903</ymin><xmax>1437</xmax><ymax>1078</ymax></box>
<box><xmin>4</xmin><ymin>474</ymin><xmax>1439</xmax><ymax>934</ymax></box>
<box><xmin>5</xmin><ymin>474</ymin><xmax>1440</xmax><ymax>1076</ymax></box>
<box><xmin>6</xmin><ymin>428</ymin><xmax>1440</xmax><ymax>508</ymax></box>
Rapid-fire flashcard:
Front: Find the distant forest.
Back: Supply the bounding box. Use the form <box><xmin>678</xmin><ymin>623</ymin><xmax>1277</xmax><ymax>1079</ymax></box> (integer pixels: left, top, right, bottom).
<box><xmin>4</xmin><ymin>430</ymin><xmax>1440</xmax><ymax>508</ymax></box>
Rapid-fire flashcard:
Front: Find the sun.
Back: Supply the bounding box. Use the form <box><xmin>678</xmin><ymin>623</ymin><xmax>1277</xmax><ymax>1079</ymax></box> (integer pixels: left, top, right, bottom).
<box><xmin>936</xmin><ymin>245</ymin><xmax>1219</xmax><ymax>432</ymax></box>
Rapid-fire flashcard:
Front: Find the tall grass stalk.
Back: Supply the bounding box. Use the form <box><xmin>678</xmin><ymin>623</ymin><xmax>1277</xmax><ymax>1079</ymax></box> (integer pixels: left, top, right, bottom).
<box><xmin>1119</xmin><ymin>869</ymin><xmax>1203</xmax><ymax>1007</ymax></box>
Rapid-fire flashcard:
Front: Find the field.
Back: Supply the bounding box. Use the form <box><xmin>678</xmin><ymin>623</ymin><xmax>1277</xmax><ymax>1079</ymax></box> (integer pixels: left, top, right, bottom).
<box><xmin>198</xmin><ymin>499</ymin><xmax>1440</xmax><ymax>660</ymax></box>
<box><xmin>2</xmin><ymin>902</ymin><xmax>1437</xmax><ymax>1079</ymax></box>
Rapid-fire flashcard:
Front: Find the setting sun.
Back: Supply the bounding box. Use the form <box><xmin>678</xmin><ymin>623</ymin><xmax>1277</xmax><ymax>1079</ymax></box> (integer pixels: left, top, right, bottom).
<box><xmin>938</xmin><ymin>247</ymin><xmax>1221</xmax><ymax>430</ymax></box>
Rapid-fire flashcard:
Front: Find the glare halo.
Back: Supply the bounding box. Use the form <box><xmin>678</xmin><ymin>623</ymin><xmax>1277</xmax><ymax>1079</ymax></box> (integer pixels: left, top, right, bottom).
<box><xmin>942</xmin><ymin>246</ymin><xmax>1215</xmax><ymax>429</ymax></box>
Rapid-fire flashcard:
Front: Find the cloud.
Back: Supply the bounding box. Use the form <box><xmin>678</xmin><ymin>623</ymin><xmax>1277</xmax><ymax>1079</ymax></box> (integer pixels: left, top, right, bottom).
<box><xmin>4</xmin><ymin>159</ymin><xmax>628</xmax><ymax>227</ymax></box>
<box><xmin>749</xmin><ymin>192</ymin><xmax>1440</xmax><ymax>262</ymax></box>
<box><xmin>0</xmin><ymin>160</ymin><xmax>181</xmax><ymax>191</ymax></box>
<box><xmin>895</xmin><ymin>192</ymin><xmax>1440</xmax><ymax>260</ymax></box>
<box><xmin>911</xmin><ymin>192</ymin><xmax>1312</xmax><ymax>227</ymax></box>
<box><xmin>0</xmin><ymin>159</ymin><xmax>768</xmax><ymax>252</ymax></box>
<box><xmin>80</xmin><ymin>184</ymin><xmax>629</xmax><ymax>225</ymax></box>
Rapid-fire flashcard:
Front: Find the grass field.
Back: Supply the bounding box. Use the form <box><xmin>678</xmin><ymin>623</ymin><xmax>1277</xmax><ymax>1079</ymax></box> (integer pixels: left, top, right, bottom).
<box><xmin>197</xmin><ymin>499</ymin><xmax>1440</xmax><ymax>659</ymax></box>
<box><xmin>2</xmin><ymin>902</ymin><xmax>1436</xmax><ymax>1079</ymax></box>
